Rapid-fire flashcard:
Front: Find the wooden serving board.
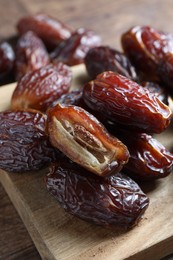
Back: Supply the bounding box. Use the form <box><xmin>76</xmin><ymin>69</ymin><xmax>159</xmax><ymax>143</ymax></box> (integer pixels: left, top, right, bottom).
<box><xmin>0</xmin><ymin>64</ymin><xmax>173</xmax><ymax>260</ymax></box>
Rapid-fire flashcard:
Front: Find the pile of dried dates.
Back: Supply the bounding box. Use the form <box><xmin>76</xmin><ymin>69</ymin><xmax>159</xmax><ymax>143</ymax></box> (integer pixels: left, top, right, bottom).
<box><xmin>0</xmin><ymin>14</ymin><xmax>173</xmax><ymax>230</ymax></box>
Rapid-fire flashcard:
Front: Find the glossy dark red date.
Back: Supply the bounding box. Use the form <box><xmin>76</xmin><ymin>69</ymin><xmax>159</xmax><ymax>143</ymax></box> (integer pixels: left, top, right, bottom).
<box><xmin>17</xmin><ymin>13</ymin><xmax>73</xmax><ymax>50</ymax></box>
<box><xmin>115</xmin><ymin>131</ymin><xmax>173</xmax><ymax>180</ymax></box>
<box><xmin>11</xmin><ymin>63</ymin><xmax>72</xmax><ymax>112</ymax></box>
<box><xmin>50</xmin><ymin>28</ymin><xmax>101</xmax><ymax>66</ymax></box>
<box><xmin>15</xmin><ymin>31</ymin><xmax>49</xmax><ymax>81</ymax></box>
<box><xmin>46</xmin><ymin>160</ymin><xmax>149</xmax><ymax>229</ymax></box>
<box><xmin>83</xmin><ymin>71</ymin><xmax>172</xmax><ymax>133</ymax></box>
<box><xmin>84</xmin><ymin>46</ymin><xmax>137</xmax><ymax>80</ymax></box>
<box><xmin>121</xmin><ymin>26</ymin><xmax>173</xmax><ymax>80</ymax></box>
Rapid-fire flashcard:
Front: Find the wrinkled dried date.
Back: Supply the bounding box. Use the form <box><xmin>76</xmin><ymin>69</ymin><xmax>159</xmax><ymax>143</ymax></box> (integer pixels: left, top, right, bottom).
<box><xmin>46</xmin><ymin>160</ymin><xmax>149</xmax><ymax>229</ymax></box>
<box><xmin>84</xmin><ymin>46</ymin><xmax>137</xmax><ymax>80</ymax></box>
<box><xmin>11</xmin><ymin>63</ymin><xmax>72</xmax><ymax>112</ymax></box>
<box><xmin>17</xmin><ymin>13</ymin><xmax>73</xmax><ymax>50</ymax></box>
<box><xmin>115</xmin><ymin>131</ymin><xmax>173</xmax><ymax>180</ymax></box>
<box><xmin>0</xmin><ymin>42</ymin><xmax>15</xmax><ymax>79</ymax></box>
<box><xmin>0</xmin><ymin>110</ymin><xmax>60</xmax><ymax>173</ymax></box>
<box><xmin>121</xmin><ymin>26</ymin><xmax>173</xmax><ymax>80</ymax></box>
<box><xmin>47</xmin><ymin>103</ymin><xmax>129</xmax><ymax>176</ymax></box>
<box><xmin>15</xmin><ymin>31</ymin><xmax>50</xmax><ymax>81</ymax></box>
<box><xmin>50</xmin><ymin>28</ymin><xmax>101</xmax><ymax>66</ymax></box>
<box><xmin>83</xmin><ymin>71</ymin><xmax>172</xmax><ymax>133</ymax></box>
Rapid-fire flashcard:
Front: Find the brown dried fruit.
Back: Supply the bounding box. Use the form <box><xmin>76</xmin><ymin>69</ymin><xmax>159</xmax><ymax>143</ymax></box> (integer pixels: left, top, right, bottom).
<box><xmin>11</xmin><ymin>63</ymin><xmax>72</xmax><ymax>112</ymax></box>
<box><xmin>50</xmin><ymin>28</ymin><xmax>101</xmax><ymax>66</ymax></box>
<box><xmin>121</xmin><ymin>26</ymin><xmax>173</xmax><ymax>80</ymax></box>
<box><xmin>83</xmin><ymin>71</ymin><xmax>172</xmax><ymax>133</ymax></box>
<box><xmin>115</xmin><ymin>130</ymin><xmax>173</xmax><ymax>180</ymax></box>
<box><xmin>0</xmin><ymin>110</ymin><xmax>60</xmax><ymax>173</ymax></box>
<box><xmin>84</xmin><ymin>46</ymin><xmax>137</xmax><ymax>80</ymax></box>
<box><xmin>17</xmin><ymin>13</ymin><xmax>73</xmax><ymax>50</ymax></box>
<box><xmin>47</xmin><ymin>103</ymin><xmax>129</xmax><ymax>176</ymax></box>
<box><xmin>46</xmin><ymin>159</ymin><xmax>149</xmax><ymax>229</ymax></box>
<box><xmin>15</xmin><ymin>31</ymin><xmax>49</xmax><ymax>81</ymax></box>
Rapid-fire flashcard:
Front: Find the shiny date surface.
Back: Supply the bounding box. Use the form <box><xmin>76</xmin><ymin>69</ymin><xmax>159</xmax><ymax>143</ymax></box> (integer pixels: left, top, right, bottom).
<box><xmin>121</xmin><ymin>25</ymin><xmax>173</xmax><ymax>80</ymax></box>
<box><xmin>17</xmin><ymin>13</ymin><xmax>73</xmax><ymax>50</ymax></box>
<box><xmin>116</xmin><ymin>131</ymin><xmax>173</xmax><ymax>180</ymax></box>
<box><xmin>11</xmin><ymin>63</ymin><xmax>72</xmax><ymax>112</ymax></box>
<box><xmin>83</xmin><ymin>71</ymin><xmax>172</xmax><ymax>133</ymax></box>
<box><xmin>84</xmin><ymin>46</ymin><xmax>137</xmax><ymax>80</ymax></box>
<box><xmin>50</xmin><ymin>28</ymin><xmax>101</xmax><ymax>66</ymax></box>
<box><xmin>15</xmin><ymin>31</ymin><xmax>49</xmax><ymax>81</ymax></box>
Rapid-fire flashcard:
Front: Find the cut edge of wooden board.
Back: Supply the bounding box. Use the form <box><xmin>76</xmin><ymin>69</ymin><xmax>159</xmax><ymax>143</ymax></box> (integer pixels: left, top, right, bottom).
<box><xmin>0</xmin><ymin>170</ymin><xmax>56</xmax><ymax>260</ymax></box>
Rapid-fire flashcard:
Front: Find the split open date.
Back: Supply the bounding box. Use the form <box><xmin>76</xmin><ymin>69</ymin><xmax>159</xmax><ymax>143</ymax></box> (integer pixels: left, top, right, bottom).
<box><xmin>0</xmin><ymin>15</ymin><xmax>173</xmax><ymax>229</ymax></box>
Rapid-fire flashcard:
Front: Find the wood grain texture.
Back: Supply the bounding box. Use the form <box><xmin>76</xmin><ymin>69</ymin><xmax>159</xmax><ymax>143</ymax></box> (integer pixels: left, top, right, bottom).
<box><xmin>0</xmin><ymin>64</ymin><xmax>173</xmax><ymax>260</ymax></box>
<box><xmin>0</xmin><ymin>184</ymin><xmax>41</xmax><ymax>260</ymax></box>
<box><xmin>1</xmin><ymin>0</ymin><xmax>173</xmax><ymax>259</ymax></box>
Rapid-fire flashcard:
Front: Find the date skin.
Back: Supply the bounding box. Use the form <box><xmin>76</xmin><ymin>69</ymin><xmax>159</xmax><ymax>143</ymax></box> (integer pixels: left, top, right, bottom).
<box><xmin>11</xmin><ymin>63</ymin><xmax>72</xmax><ymax>112</ymax></box>
<box><xmin>17</xmin><ymin>13</ymin><xmax>73</xmax><ymax>50</ymax></box>
<box><xmin>114</xmin><ymin>130</ymin><xmax>173</xmax><ymax>180</ymax></box>
<box><xmin>84</xmin><ymin>46</ymin><xmax>137</xmax><ymax>80</ymax></box>
<box><xmin>0</xmin><ymin>42</ymin><xmax>15</xmax><ymax>80</ymax></box>
<box><xmin>83</xmin><ymin>71</ymin><xmax>172</xmax><ymax>133</ymax></box>
<box><xmin>47</xmin><ymin>103</ymin><xmax>129</xmax><ymax>176</ymax></box>
<box><xmin>50</xmin><ymin>28</ymin><xmax>101</xmax><ymax>66</ymax></box>
<box><xmin>46</xmin><ymin>160</ymin><xmax>149</xmax><ymax>229</ymax></box>
<box><xmin>121</xmin><ymin>26</ymin><xmax>173</xmax><ymax>80</ymax></box>
<box><xmin>15</xmin><ymin>31</ymin><xmax>50</xmax><ymax>81</ymax></box>
<box><xmin>0</xmin><ymin>110</ymin><xmax>60</xmax><ymax>173</ymax></box>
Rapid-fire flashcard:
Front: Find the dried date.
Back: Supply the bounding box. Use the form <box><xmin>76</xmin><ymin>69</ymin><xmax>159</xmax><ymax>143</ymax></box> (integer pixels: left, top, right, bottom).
<box><xmin>11</xmin><ymin>63</ymin><xmax>72</xmax><ymax>112</ymax></box>
<box><xmin>47</xmin><ymin>103</ymin><xmax>129</xmax><ymax>176</ymax></box>
<box><xmin>50</xmin><ymin>28</ymin><xmax>101</xmax><ymax>66</ymax></box>
<box><xmin>116</xmin><ymin>131</ymin><xmax>173</xmax><ymax>180</ymax></box>
<box><xmin>83</xmin><ymin>71</ymin><xmax>172</xmax><ymax>133</ymax></box>
<box><xmin>0</xmin><ymin>110</ymin><xmax>60</xmax><ymax>173</ymax></box>
<box><xmin>15</xmin><ymin>31</ymin><xmax>49</xmax><ymax>81</ymax></box>
<box><xmin>84</xmin><ymin>46</ymin><xmax>137</xmax><ymax>80</ymax></box>
<box><xmin>46</xmin><ymin>160</ymin><xmax>149</xmax><ymax>229</ymax></box>
<box><xmin>17</xmin><ymin>13</ymin><xmax>73</xmax><ymax>50</ymax></box>
<box><xmin>121</xmin><ymin>26</ymin><xmax>173</xmax><ymax>80</ymax></box>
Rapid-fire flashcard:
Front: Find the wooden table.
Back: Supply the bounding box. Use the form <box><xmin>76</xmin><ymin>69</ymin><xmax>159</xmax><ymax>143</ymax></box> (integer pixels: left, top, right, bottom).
<box><xmin>0</xmin><ymin>0</ymin><xmax>173</xmax><ymax>259</ymax></box>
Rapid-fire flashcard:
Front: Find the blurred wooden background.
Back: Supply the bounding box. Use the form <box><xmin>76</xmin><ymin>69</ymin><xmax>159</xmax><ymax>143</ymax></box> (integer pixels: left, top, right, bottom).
<box><xmin>1</xmin><ymin>0</ymin><xmax>173</xmax><ymax>259</ymax></box>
